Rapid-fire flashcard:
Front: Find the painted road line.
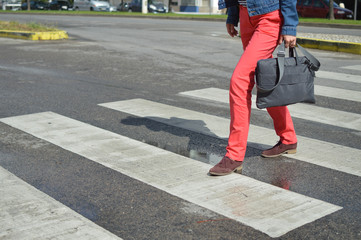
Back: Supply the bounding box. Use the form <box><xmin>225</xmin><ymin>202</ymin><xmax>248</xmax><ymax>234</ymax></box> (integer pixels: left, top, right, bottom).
<box><xmin>179</xmin><ymin>87</ymin><xmax>361</xmax><ymax>131</ymax></box>
<box><xmin>0</xmin><ymin>30</ymin><xmax>68</xmax><ymax>41</ymax></box>
<box><xmin>99</xmin><ymin>99</ymin><xmax>361</xmax><ymax>177</ymax></box>
<box><xmin>315</xmin><ymin>85</ymin><xmax>361</xmax><ymax>103</ymax></box>
<box><xmin>316</xmin><ymin>70</ymin><xmax>361</xmax><ymax>84</ymax></box>
<box><xmin>0</xmin><ymin>166</ymin><xmax>121</xmax><ymax>240</ymax></box>
<box><xmin>0</xmin><ymin>112</ymin><xmax>342</xmax><ymax>238</ymax></box>
<box><xmin>340</xmin><ymin>65</ymin><xmax>361</xmax><ymax>71</ymax></box>
<box><xmin>180</xmin><ymin>85</ymin><xmax>361</xmax><ymax>104</ymax></box>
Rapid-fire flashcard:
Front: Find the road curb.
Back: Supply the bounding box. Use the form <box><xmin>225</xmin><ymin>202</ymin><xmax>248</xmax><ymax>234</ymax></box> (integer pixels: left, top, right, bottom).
<box><xmin>297</xmin><ymin>37</ymin><xmax>361</xmax><ymax>55</ymax></box>
<box><xmin>298</xmin><ymin>22</ymin><xmax>361</xmax><ymax>29</ymax></box>
<box><xmin>0</xmin><ymin>30</ymin><xmax>68</xmax><ymax>40</ymax></box>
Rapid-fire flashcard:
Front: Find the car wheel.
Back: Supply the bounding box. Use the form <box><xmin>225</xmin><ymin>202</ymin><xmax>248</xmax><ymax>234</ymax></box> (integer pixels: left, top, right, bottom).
<box><xmin>128</xmin><ymin>8</ymin><xmax>132</xmax><ymax>12</ymax></box>
<box><xmin>90</xmin><ymin>7</ymin><xmax>94</xmax><ymax>11</ymax></box>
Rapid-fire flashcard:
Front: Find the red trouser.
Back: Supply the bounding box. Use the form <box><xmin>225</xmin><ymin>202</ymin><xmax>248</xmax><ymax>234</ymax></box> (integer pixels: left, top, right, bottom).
<box><xmin>225</xmin><ymin>6</ymin><xmax>297</xmax><ymax>161</ymax></box>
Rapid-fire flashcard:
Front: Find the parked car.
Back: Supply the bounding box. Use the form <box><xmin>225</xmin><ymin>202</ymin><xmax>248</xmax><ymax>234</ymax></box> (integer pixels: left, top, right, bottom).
<box><xmin>73</xmin><ymin>0</ymin><xmax>111</xmax><ymax>11</ymax></box>
<box><xmin>338</xmin><ymin>0</ymin><xmax>361</xmax><ymax>20</ymax></box>
<box><xmin>48</xmin><ymin>0</ymin><xmax>72</xmax><ymax>10</ymax></box>
<box><xmin>1</xmin><ymin>0</ymin><xmax>21</xmax><ymax>10</ymax></box>
<box><xmin>21</xmin><ymin>1</ymin><xmax>49</xmax><ymax>10</ymax></box>
<box><xmin>117</xmin><ymin>1</ymin><xmax>129</xmax><ymax>11</ymax></box>
<box><xmin>128</xmin><ymin>0</ymin><xmax>167</xmax><ymax>13</ymax></box>
<box><xmin>109</xmin><ymin>5</ymin><xmax>117</xmax><ymax>11</ymax></box>
<box><xmin>297</xmin><ymin>0</ymin><xmax>353</xmax><ymax>19</ymax></box>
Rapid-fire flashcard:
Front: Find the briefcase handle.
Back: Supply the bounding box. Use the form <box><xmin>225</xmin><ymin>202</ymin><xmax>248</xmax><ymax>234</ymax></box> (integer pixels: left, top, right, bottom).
<box><xmin>256</xmin><ymin>42</ymin><xmax>321</xmax><ymax>93</ymax></box>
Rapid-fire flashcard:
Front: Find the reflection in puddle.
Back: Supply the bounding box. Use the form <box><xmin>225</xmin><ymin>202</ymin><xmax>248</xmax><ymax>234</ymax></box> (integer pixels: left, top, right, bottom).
<box><xmin>189</xmin><ymin>149</ymin><xmax>222</xmax><ymax>165</ymax></box>
<box><xmin>78</xmin><ymin>204</ymin><xmax>98</xmax><ymax>221</ymax></box>
<box><xmin>143</xmin><ymin>140</ymin><xmax>223</xmax><ymax>165</ymax></box>
<box><xmin>189</xmin><ymin>150</ymin><xmax>293</xmax><ymax>190</ymax></box>
<box><xmin>271</xmin><ymin>177</ymin><xmax>291</xmax><ymax>190</ymax></box>
<box><xmin>151</xmin><ymin>140</ymin><xmax>295</xmax><ymax>190</ymax></box>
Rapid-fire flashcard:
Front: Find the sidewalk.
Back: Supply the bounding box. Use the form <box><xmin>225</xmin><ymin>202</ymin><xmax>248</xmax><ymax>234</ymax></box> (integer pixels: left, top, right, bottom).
<box><xmin>168</xmin><ymin>13</ymin><xmax>361</xmax><ymax>55</ymax></box>
<box><xmin>297</xmin><ymin>27</ymin><xmax>361</xmax><ymax>55</ymax></box>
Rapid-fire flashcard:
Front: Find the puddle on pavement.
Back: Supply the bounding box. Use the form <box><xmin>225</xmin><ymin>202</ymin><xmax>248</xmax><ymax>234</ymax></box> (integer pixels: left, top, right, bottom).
<box><xmin>188</xmin><ymin>149</ymin><xmax>222</xmax><ymax>165</ymax></box>
<box><xmin>143</xmin><ymin>140</ymin><xmax>299</xmax><ymax>190</ymax></box>
<box><xmin>143</xmin><ymin>140</ymin><xmax>223</xmax><ymax>165</ymax></box>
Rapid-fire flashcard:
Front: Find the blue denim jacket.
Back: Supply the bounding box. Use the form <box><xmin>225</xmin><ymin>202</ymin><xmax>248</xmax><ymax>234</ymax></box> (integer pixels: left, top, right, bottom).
<box><xmin>219</xmin><ymin>0</ymin><xmax>298</xmax><ymax>36</ymax></box>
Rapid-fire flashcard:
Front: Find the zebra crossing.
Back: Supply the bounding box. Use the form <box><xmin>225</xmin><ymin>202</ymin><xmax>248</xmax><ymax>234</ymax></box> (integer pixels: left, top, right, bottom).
<box><xmin>98</xmin><ymin>98</ymin><xmax>361</xmax><ymax>177</ymax></box>
<box><xmin>0</xmin><ymin>166</ymin><xmax>122</xmax><ymax>240</ymax></box>
<box><xmin>0</xmin><ymin>112</ymin><xmax>343</xmax><ymax>238</ymax></box>
<box><xmin>1</xmin><ymin>67</ymin><xmax>360</xmax><ymax>239</ymax></box>
<box><xmin>178</xmin><ymin>87</ymin><xmax>361</xmax><ymax>131</ymax></box>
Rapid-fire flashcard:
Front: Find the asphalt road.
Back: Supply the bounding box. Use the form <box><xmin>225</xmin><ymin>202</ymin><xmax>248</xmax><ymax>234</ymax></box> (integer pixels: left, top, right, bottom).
<box><xmin>0</xmin><ymin>14</ymin><xmax>361</xmax><ymax>240</ymax></box>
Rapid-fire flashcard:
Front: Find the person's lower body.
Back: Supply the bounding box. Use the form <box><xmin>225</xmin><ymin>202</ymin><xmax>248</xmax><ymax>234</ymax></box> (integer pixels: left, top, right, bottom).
<box><xmin>209</xmin><ymin>6</ymin><xmax>297</xmax><ymax>176</ymax></box>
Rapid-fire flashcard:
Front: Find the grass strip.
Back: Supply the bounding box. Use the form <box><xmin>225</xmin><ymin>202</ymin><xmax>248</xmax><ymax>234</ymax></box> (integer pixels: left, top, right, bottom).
<box><xmin>1</xmin><ymin>10</ymin><xmax>361</xmax><ymax>25</ymax></box>
<box><xmin>0</xmin><ymin>20</ymin><xmax>59</xmax><ymax>32</ymax></box>
<box><xmin>299</xmin><ymin>17</ymin><xmax>361</xmax><ymax>25</ymax></box>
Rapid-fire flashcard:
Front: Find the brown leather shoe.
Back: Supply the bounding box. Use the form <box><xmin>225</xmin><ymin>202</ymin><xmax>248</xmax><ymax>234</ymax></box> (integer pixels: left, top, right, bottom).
<box><xmin>261</xmin><ymin>140</ymin><xmax>297</xmax><ymax>158</ymax></box>
<box><xmin>209</xmin><ymin>156</ymin><xmax>243</xmax><ymax>176</ymax></box>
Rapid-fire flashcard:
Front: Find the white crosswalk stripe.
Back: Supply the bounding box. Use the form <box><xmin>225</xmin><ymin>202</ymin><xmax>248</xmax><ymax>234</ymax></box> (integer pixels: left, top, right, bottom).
<box><xmin>315</xmin><ymin>85</ymin><xmax>361</xmax><ymax>102</ymax></box>
<box><xmin>0</xmin><ymin>166</ymin><xmax>122</xmax><ymax>240</ymax></box>
<box><xmin>178</xmin><ymin>87</ymin><xmax>361</xmax><ymax>131</ymax></box>
<box><xmin>317</xmin><ymin>70</ymin><xmax>361</xmax><ymax>84</ymax></box>
<box><xmin>340</xmin><ymin>65</ymin><xmax>361</xmax><ymax>71</ymax></box>
<box><xmin>98</xmin><ymin>99</ymin><xmax>361</xmax><ymax>177</ymax></box>
<box><xmin>0</xmin><ymin>112</ymin><xmax>342</xmax><ymax>238</ymax></box>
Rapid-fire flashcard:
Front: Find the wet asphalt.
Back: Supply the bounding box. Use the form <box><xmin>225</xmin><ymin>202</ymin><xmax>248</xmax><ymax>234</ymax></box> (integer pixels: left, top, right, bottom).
<box><xmin>0</xmin><ymin>14</ymin><xmax>361</xmax><ymax>239</ymax></box>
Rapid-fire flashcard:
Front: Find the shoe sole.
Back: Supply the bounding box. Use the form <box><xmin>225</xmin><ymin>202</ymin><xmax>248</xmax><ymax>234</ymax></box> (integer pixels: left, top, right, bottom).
<box><xmin>209</xmin><ymin>166</ymin><xmax>243</xmax><ymax>176</ymax></box>
<box><xmin>261</xmin><ymin>149</ymin><xmax>297</xmax><ymax>158</ymax></box>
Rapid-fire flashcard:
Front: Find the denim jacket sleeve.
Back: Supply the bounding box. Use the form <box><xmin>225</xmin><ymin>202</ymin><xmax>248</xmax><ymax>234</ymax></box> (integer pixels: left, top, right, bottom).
<box><xmin>219</xmin><ymin>0</ymin><xmax>298</xmax><ymax>35</ymax></box>
<box><xmin>218</xmin><ymin>0</ymin><xmax>238</xmax><ymax>9</ymax></box>
<box><xmin>280</xmin><ymin>0</ymin><xmax>298</xmax><ymax>36</ymax></box>
<box><xmin>226</xmin><ymin>5</ymin><xmax>240</xmax><ymax>26</ymax></box>
<box><xmin>218</xmin><ymin>0</ymin><xmax>239</xmax><ymax>26</ymax></box>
